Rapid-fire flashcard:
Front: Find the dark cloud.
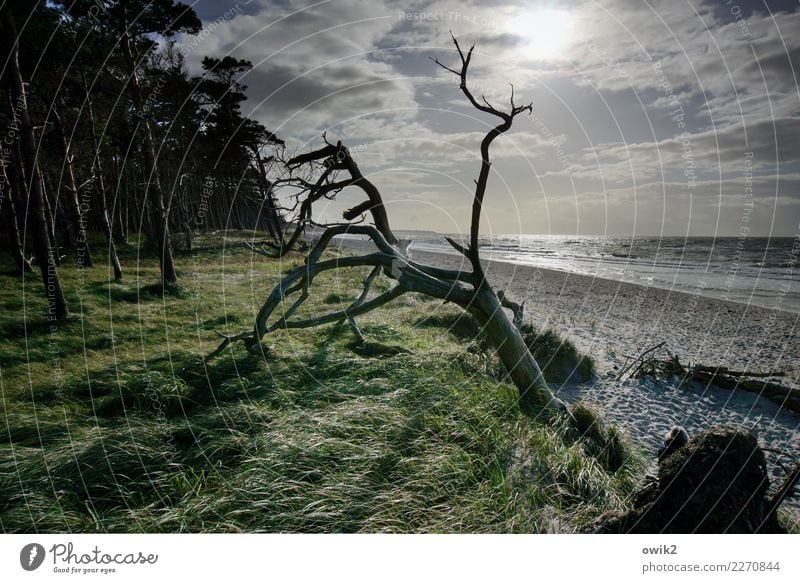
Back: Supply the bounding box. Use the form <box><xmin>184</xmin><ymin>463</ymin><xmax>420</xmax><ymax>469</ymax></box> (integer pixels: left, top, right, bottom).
<box><xmin>174</xmin><ymin>0</ymin><xmax>800</xmax><ymax>234</ymax></box>
<box><xmin>740</xmin><ymin>44</ymin><xmax>800</xmax><ymax>92</ymax></box>
<box><xmin>242</xmin><ymin>62</ymin><xmax>414</xmax><ymax>132</ymax></box>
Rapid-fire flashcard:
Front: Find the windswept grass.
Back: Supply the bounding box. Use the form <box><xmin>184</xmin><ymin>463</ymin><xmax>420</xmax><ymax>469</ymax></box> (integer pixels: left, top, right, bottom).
<box><xmin>520</xmin><ymin>323</ymin><xmax>596</xmax><ymax>384</ymax></box>
<box><xmin>0</xmin><ymin>233</ymin><xmax>642</xmax><ymax>533</ymax></box>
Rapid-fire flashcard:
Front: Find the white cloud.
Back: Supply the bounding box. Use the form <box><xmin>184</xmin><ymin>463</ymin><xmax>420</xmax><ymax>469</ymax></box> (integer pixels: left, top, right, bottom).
<box><xmin>175</xmin><ymin>0</ymin><xmax>800</xmax><ymax>234</ymax></box>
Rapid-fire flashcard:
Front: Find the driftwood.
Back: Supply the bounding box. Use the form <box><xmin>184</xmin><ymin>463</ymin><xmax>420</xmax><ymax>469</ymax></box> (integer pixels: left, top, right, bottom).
<box><xmin>693</xmin><ymin>365</ymin><xmax>785</xmax><ymax>379</ymax></box>
<box><xmin>616</xmin><ymin>341</ymin><xmax>666</xmax><ymax>380</ymax></box>
<box><xmin>619</xmin><ymin>343</ymin><xmax>800</xmax><ymax>414</ymax></box>
<box><xmin>690</xmin><ymin>369</ymin><xmax>800</xmax><ymax>413</ymax></box>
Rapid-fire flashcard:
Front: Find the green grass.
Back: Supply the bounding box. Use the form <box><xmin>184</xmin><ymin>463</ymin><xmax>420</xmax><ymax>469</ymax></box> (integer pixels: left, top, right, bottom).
<box><xmin>0</xmin><ymin>233</ymin><xmax>642</xmax><ymax>533</ymax></box>
<box><xmin>520</xmin><ymin>323</ymin><xmax>596</xmax><ymax>384</ymax></box>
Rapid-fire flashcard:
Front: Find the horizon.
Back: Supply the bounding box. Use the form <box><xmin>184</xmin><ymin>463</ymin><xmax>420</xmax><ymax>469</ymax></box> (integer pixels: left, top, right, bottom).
<box><xmin>180</xmin><ymin>0</ymin><xmax>800</xmax><ymax>237</ymax></box>
<box><xmin>319</xmin><ymin>226</ymin><xmax>800</xmax><ymax>239</ymax></box>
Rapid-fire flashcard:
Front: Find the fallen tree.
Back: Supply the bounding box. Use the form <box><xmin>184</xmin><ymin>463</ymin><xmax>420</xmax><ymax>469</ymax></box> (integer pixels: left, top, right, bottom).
<box><xmin>618</xmin><ymin>342</ymin><xmax>800</xmax><ymax>414</ymax></box>
<box><xmin>211</xmin><ymin>35</ymin><xmax>567</xmax><ymax>418</ymax></box>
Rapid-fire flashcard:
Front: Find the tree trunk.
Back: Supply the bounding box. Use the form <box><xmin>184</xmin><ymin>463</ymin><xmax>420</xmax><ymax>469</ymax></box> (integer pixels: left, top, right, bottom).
<box><xmin>53</xmin><ymin>108</ymin><xmax>93</xmax><ymax>267</ymax></box>
<box><xmin>115</xmin><ymin>188</ymin><xmax>128</xmax><ymax>245</ymax></box>
<box><xmin>98</xmin><ymin>184</ymin><xmax>123</xmax><ymax>282</ymax></box>
<box><xmin>215</xmin><ymin>38</ymin><xmax>567</xmax><ymax>419</ymax></box>
<box><xmin>3</xmin><ymin>8</ymin><xmax>69</xmax><ymax>319</ymax></box>
<box><xmin>121</xmin><ymin>35</ymin><xmax>177</xmax><ymax>284</ymax></box>
<box><xmin>111</xmin><ymin>156</ymin><xmax>128</xmax><ymax>245</ymax></box>
<box><xmin>252</xmin><ymin>150</ymin><xmax>281</xmax><ymax>242</ymax></box>
<box><xmin>0</xmin><ymin>161</ymin><xmax>33</xmax><ymax>274</ymax></box>
<box><xmin>93</xmin><ymin>172</ymin><xmax>123</xmax><ymax>282</ymax></box>
<box><xmin>85</xmin><ymin>96</ymin><xmax>123</xmax><ymax>281</ymax></box>
<box><xmin>472</xmin><ymin>287</ymin><xmax>563</xmax><ymax>415</ymax></box>
<box><xmin>39</xmin><ymin>172</ymin><xmax>60</xmax><ymax>263</ymax></box>
<box><xmin>225</xmin><ymin>177</ymin><xmax>242</xmax><ymax>230</ymax></box>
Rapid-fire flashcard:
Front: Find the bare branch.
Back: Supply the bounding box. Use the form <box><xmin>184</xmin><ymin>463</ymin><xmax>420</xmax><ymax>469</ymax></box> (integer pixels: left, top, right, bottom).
<box><xmin>354</xmin><ymin>265</ymin><xmax>382</xmax><ymax>305</ymax></box>
<box><xmin>444</xmin><ymin>236</ymin><xmax>469</xmax><ymax>257</ymax></box>
<box><xmin>209</xmin><ymin>330</ymin><xmax>255</xmax><ymax>359</ymax></box>
<box><xmin>210</xmin><ymin>36</ymin><xmax>566</xmax><ymax>418</ymax></box>
<box><xmin>308</xmin><ymin>217</ymin><xmax>367</xmax><ymax>232</ymax></box>
<box><xmin>343</xmin><ymin>199</ymin><xmax>377</xmax><ymax>221</ymax></box>
<box><xmin>430</xmin><ymin>56</ymin><xmax>462</xmax><ymax>77</ymax></box>
<box><xmin>346</xmin><ymin>314</ymin><xmax>366</xmax><ymax>343</ymax></box>
<box><xmin>407</xmin><ymin>260</ymin><xmax>474</xmax><ymax>284</ymax></box>
<box><xmin>432</xmin><ymin>35</ymin><xmax>534</xmax><ymax>281</ymax></box>
<box><xmin>274</xmin><ymin>285</ymin><xmax>406</xmax><ymax>331</ymax></box>
<box><xmin>277</xmin><ymin>141</ymin><xmax>399</xmax><ymax>246</ymax></box>
<box><xmin>286</xmin><ymin>143</ymin><xmax>338</xmax><ymax>168</ymax></box>
<box><xmin>245</xmin><ymin>241</ymin><xmax>280</xmax><ymax>258</ymax></box>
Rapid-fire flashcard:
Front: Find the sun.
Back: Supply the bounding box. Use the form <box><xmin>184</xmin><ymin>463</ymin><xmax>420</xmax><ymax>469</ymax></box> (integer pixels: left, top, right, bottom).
<box><xmin>505</xmin><ymin>9</ymin><xmax>575</xmax><ymax>60</ymax></box>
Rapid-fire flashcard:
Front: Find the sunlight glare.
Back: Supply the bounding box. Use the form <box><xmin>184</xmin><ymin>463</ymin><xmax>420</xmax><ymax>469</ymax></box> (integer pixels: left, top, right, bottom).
<box><xmin>506</xmin><ymin>9</ymin><xmax>575</xmax><ymax>60</ymax></box>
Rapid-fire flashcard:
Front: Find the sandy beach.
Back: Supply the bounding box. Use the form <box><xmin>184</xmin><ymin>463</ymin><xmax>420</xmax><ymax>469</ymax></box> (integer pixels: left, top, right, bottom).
<box><xmin>342</xmin><ymin>240</ymin><xmax>800</xmax><ymax>508</ymax></box>
<box><xmin>402</xmin><ymin>249</ymin><xmax>798</xmax><ymax>375</ymax></box>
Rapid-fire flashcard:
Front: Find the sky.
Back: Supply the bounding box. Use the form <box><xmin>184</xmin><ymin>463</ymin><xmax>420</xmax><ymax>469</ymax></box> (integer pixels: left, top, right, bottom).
<box><xmin>176</xmin><ymin>0</ymin><xmax>800</xmax><ymax>237</ymax></box>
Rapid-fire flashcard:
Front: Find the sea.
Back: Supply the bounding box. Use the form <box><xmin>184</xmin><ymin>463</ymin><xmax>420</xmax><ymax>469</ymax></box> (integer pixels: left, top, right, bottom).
<box><xmin>396</xmin><ymin>233</ymin><xmax>800</xmax><ymax>314</ymax></box>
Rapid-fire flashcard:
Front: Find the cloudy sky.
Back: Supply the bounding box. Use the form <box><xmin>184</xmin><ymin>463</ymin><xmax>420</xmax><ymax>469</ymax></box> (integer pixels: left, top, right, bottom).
<box><xmin>178</xmin><ymin>0</ymin><xmax>800</xmax><ymax>237</ymax></box>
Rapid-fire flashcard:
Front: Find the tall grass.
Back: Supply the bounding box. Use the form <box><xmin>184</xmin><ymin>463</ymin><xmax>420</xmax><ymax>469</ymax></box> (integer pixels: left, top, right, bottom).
<box><xmin>0</xmin><ymin>233</ymin><xmax>642</xmax><ymax>532</ymax></box>
<box><xmin>519</xmin><ymin>323</ymin><xmax>596</xmax><ymax>384</ymax></box>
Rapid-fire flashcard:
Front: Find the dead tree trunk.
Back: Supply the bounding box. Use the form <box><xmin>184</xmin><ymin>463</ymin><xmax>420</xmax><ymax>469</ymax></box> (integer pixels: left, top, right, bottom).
<box><xmin>0</xmin><ymin>161</ymin><xmax>32</xmax><ymax>273</ymax></box>
<box><xmin>52</xmin><ymin>108</ymin><xmax>93</xmax><ymax>268</ymax></box>
<box><xmin>121</xmin><ymin>34</ymin><xmax>177</xmax><ymax>284</ymax></box>
<box><xmin>215</xmin><ymin>36</ymin><xmax>565</xmax><ymax>418</ymax></box>
<box><xmin>3</xmin><ymin>8</ymin><xmax>69</xmax><ymax>319</ymax></box>
<box><xmin>85</xmin><ymin>92</ymin><xmax>123</xmax><ymax>282</ymax></box>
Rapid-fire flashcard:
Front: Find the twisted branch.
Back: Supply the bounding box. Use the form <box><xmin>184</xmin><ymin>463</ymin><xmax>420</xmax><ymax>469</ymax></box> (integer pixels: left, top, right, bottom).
<box><xmin>211</xmin><ymin>35</ymin><xmax>565</xmax><ymax>417</ymax></box>
<box><xmin>431</xmin><ymin>31</ymin><xmax>532</xmax><ymax>281</ymax></box>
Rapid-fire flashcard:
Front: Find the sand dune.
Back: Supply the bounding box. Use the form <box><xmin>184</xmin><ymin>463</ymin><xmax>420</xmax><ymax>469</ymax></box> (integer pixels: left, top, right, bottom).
<box><xmin>408</xmin><ymin>247</ymin><xmax>800</xmax><ymax>510</ymax></box>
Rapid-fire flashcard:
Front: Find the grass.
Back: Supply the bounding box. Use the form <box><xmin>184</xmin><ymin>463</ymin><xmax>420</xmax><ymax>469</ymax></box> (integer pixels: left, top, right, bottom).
<box><xmin>520</xmin><ymin>323</ymin><xmax>596</xmax><ymax>384</ymax></box>
<box><xmin>0</xmin><ymin>233</ymin><xmax>643</xmax><ymax>533</ymax></box>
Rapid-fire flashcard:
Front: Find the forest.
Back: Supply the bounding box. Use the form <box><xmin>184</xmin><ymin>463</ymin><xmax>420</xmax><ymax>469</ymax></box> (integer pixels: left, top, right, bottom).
<box><xmin>1</xmin><ymin>0</ymin><xmax>284</xmax><ymax>316</ymax></box>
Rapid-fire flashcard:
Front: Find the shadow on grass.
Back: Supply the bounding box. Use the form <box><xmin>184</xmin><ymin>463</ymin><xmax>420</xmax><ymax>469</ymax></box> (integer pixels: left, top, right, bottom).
<box><xmin>347</xmin><ymin>340</ymin><xmax>411</xmax><ymax>358</ymax></box>
<box><xmin>0</xmin><ymin>315</ymin><xmax>73</xmax><ymax>338</ymax></box>
<box><xmin>15</xmin><ymin>350</ymin><xmax>272</xmax><ymax>420</ymax></box>
<box><xmin>0</xmin><ymin>320</ymin><xmax>136</xmax><ymax>370</ymax></box>
<box><xmin>413</xmin><ymin>312</ymin><xmax>483</xmax><ymax>342</ymax></box>
<box><xmin>84</xmin><ymin>280</ymin><xmax>195</xmax><ymax>303</ymax></box>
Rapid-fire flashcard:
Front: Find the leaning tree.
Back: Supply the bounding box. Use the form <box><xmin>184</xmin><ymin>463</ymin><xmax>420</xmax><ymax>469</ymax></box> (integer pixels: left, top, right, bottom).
<box><xmin>213</xmin><ymin>36</ymin><xmax>567</xmax><ymax>417</ymax></box>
